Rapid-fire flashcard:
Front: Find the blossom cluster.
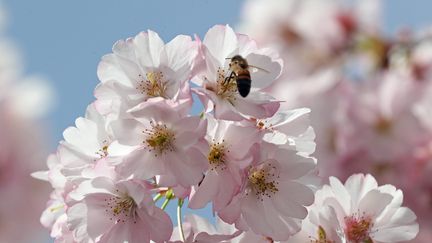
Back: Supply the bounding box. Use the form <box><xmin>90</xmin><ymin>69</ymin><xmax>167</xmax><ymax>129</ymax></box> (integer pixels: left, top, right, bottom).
<box><xmin>239</xmin><ymin>0</ymin><xmax>432</xmax><ymax>241</ymax></box>
<box><xmin>35</xmin><ymin>25</ymin><xmax>317</xmax><ymax>242</ymax></box>
<box><xmin>35</xmin><ymin>22</ymin><xmax>421</xmax><ymax>242</ymax></box>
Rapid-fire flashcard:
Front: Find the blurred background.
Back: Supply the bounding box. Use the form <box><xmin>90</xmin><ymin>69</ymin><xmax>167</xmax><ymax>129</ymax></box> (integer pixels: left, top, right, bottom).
<box><xmin>1</xmin><ymin>0</ymin><xmax>432</xmax><ymax>242</ymax></box>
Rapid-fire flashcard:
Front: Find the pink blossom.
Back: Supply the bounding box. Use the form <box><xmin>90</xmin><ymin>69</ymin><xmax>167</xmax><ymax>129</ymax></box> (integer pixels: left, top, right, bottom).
<box><xmin>289</xmin><ymin>174</ymin><xmax>419</xmax><ymax>243</ymax></box>
<box><xmin>189</xmin><ymin>116</ymin><xmax>262</xmax><ymax>211</ymax></box>
<box><xmin>67</xmin><ymin>177</ymin><xmax>173</xmax><ymax>243</ymax></box>
<box><xmin>218</xmin><ymin>143</ymin><xmax>317</xmax><ymax>241</ymax></box>
<box><xmin>62</xmin><ymin>103</ymin><xmax>116</xmax><ymax>164</ymax></box>
<box><xmin>110</xmin><ymin>99</ymin><xmax>208</xmax><ymax>187</ymax></box>
<box><xmin>95</xmin><ymin>30</ymin><xmax>197</xmax><ymax>116</ymax></box>
<box><xmin>47</xmin><ymin>104</ymin><xmax>121</xmax><ymax>186</ymax></box>
<box><xmin>40</xmin><ymin>191</ymin><xmax>72</xmax><ymax>242</ymax></box>
<box><xmin>193</xmin><ymin>25</ymin><xmax>281</xmax><ymax>121</ymax></box>
<box><xmin>251</xmin><ymin>108</ymin><xmax>315</xmax><ymax>155</ymax></box>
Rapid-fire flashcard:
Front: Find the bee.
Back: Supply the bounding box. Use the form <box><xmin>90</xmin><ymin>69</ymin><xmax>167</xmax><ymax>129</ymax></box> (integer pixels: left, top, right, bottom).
<box><xmin>224</xmin><ymin>55</ymin><xmax>268</xmax><ymax>97</ymax></box>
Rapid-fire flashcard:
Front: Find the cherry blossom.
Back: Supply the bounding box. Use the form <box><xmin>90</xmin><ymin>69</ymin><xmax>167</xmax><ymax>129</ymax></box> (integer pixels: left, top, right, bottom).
<box><xmin>218</xmin><ymin>143</ymin><xmax>316</xmax><ymax>241</ymax></box>
<box><xmin>188</xmin><ymin>116</ymin><xmax>262</xmax><ymax>211</ymax></box>
<box><xmin>250</xmin><ymin>108</ymin><xmax>315</xmax><ymax>155</ymax></box>
<box><xmin>110</xmin><ymin>99</ymin><xmax>208</xmax><ymax>187</ymax></box>
<box><xmin>62</xmin><ymin>103</ymin><xmax>116</xmax><ymax>165</ymax></box>
<box><xmin>193</xmin><ymin>25</ymin><xmax>281</xmax><ymax>121</ymax></box>
<box><xmin>34</xmin><ymin>14</ymin><xmax>426</xmax><ymax>243</ymax></box>
<box><xmin>67</xmin><ymin>177</ymin><xmax>173</xmax><ymax>243</ymax></box>
<box><xmin>289</xmin><ymin>174</ymin><xmax>419</xmax><ymax>243</ymax></box>
<box><xmin>95</xmin><ymin>30</ymin><xmax>197</xmax><ymax>116</ymax></box>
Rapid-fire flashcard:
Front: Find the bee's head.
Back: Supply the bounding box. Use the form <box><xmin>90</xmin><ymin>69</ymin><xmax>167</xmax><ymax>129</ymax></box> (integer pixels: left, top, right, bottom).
<box><xmin>229</xmin><ymin>55</ymin><xmax>248</xmax><ymax>70</ymax></box>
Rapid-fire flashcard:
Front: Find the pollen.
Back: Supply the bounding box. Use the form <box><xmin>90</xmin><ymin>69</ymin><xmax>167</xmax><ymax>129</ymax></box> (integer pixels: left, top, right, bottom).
<box><xmin>255</xmin><ymin>119</ymin><xmax>274</xmax><ymax>131</ymax></box>
<box><xmin>208</xmin><ymin>140</ymin><xmax>228</xmax><ymax>170</ymax></box>
<box><xmin>247</xmin><ymin>163</ymin><xmax>280</xmax><ymax>200</ymax></box>
<box><xmin>136</xmin><ymin>71</ymin><xmax>168</xmax><ymax>98</ymax></box>
<box><xmin>105</xmin><ymin>195</ymin><xmax>137</xmax><ymax>224</ymax></box>
<box><xmin>344</xmin><ymin>213</ymin><xmax>373</xmax><ymax>243</ymax></box>
<box><xmin>143</xmin><ymin>121</ymin><xmax>175</xmax><ymax>155</ymax></box>
<box><xmin>215</xmin><ymin>68</ymin><xmax>238</xmax><ymax>101</ymax></box>
<box><xmin>95</xmin><ymin>139</ymin><xmax>110</xmax><ymax>160</ymax></box>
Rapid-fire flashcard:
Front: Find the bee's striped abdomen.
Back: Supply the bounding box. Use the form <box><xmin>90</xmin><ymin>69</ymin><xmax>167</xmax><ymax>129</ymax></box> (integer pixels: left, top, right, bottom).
<box><xmin>236</xmin><ymin>70</ymin><xmax>251</xmax><ymax>97</ymax></box>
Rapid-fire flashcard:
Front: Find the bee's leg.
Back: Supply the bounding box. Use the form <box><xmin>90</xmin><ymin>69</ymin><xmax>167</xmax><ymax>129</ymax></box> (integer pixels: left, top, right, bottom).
<box><xmin>224</xmin><ymin>72</ymin><xmax>235</xmax><ymax>84</ymax></box>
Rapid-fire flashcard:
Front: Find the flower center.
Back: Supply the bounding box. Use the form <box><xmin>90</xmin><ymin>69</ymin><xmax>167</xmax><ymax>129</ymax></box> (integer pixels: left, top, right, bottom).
<box><xmin>208</xmin><ymin>141</ymin><xmax>228</xmax><ymax>170</ymax></box>
<box><xmin>136</xmin><ymin>71</ymin><xmax>168</xmax><ymax>98</ymax></box>
<box><xmin>255</xmin><ymin>119</ymin><xmax>274</xmax><ymax>131</ymax></box>
<box><xmin>105</xmin><ymin>195</ymin><xmax>137</xmax><ymax>224</ymax></box>
<box><xmin>309</xmin><ymin>226</ymin><xmax>335</xmax><ymax>243</ymax></box>
<box><xmin>247</xmin><ymin>163</ymin><xmax>279</xmax><ymax>199</ymax></box>
<box><xmin>214</xmin><ymin>68</ymin><xmax>238</xmax><ymax>101</ymax></box>
<box><xmin>144</xmin><ymin>121</ymin><xmax>175</xmax><ymax>155</ymax></box>
<box><xmin>374</xmin><ymin>117</ymin><xmax>392</xmax><ymax>134</ymax></box>
<box><xmin>95</xmin><ymin>139</ymin><xmax>110</xmax><ymax>160</ymax></box>
<box><xmin>344</xmin><ymin>214</ymin><xmax>373</xmax><ymax>243</ymax></box>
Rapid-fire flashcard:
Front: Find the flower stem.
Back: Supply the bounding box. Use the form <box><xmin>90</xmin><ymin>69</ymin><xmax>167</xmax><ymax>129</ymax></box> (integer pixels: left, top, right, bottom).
<box><xmin>177</xmin><ymin>198</ymin><xmax>185</xmax><ymax>242</ymax></box>
<box><xmin>160</xmin><ymin>188</ymin><xmax>175</xmax><ymax>210</ymax></box>
<box><xmin>161</xmin><ymin>198</ymin><xmax>171</xmax><ymax>210</ymax></box>
<box><xmin>153</xmin><ymin>193</ymin><xmax>163</xmax><ymax>202</ymax></box>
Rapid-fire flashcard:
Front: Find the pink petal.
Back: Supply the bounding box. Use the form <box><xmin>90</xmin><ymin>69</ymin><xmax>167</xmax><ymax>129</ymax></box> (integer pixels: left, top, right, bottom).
<box><xmin>84</xmin><ymin>194</ymin><xmax>115</xmax><ymax>240</ymax></box>
<box><xmin>137</xmin><ymin>206</ymin><xmax>173</xmax><ymax>242</ymax></box>
<box><xmin>98</xmin><ymin>221</ymin><xmax>135</xmax><ymax>243</ymax></box>
<box><xmin>163</xmin><ymin>35</ymin><xmax>197</xmax><ymax>75</ymax></box>
<box><xmin>241</xmin><ymin>195</ymin><xmax>272</xmax><ymax>237</ymax></box>
<box><xmin>134</xmin><ymin>30</ymin><xmax>165</xmax><ymax>68</ymax></box>
<box><xmin>272</xmin><ymin>182</ymin><xmax>311</xmax><ymax>218</ymax></box>
<box><xmin>245</xmin><ymin>52</ymin><xmax>282</xmax><ymax>90</ymax></box>
<box><xmin>357</xmin><ymin>190</ymin><xmax>392</xmax><ymax>217</ymax></box>
<box><xmin>166</xmin><ymin>151</ymin><xmax>204</xmax><ymax>187</ymax></box>
<box><xmin>218</xmin><ymin>196</ymin><xmax>242</xmax><ymax>224</ymax></box>
<box><xmin>263</xmin><ymin>198</ymin><xmax>300</xmax><ymax>240</ymax></box>
<box><xmin>214</xmin><ymin>170</ymin><xmax>239</xmax><ymax>211</ymax></box>
<box><xmin>118</xmin><ymin>148</ymin><xmax>166</xmax><ymax>179</ymax></box>
<box><xmin>188</xmin><ymin>171</ymin><xmax>219</xmax><ymax>209</ymax></box>
<box><xmin>203</xmin><ymin>25</ymin><xmax>238</xmax><ymax>65</ymax></box>
<box><xmin>110</xmin><ymin>119</ymin><xmax>144</xmax><ymax>146</ymax></box>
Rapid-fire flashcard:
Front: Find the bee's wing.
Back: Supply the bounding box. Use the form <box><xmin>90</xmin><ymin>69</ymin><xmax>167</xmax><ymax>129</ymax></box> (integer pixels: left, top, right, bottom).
<box><xmin>249</xmin><ymin>65</ymin><xmax>270</xmax><ymax>73</ymax></box>
<box><xmin>246</xmin><ymin>53</ymin><xmax>282</xmax><ymax>90</ymax></box>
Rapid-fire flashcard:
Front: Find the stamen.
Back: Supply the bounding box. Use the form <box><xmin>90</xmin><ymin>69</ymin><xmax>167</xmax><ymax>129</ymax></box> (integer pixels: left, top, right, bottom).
<box><xmin>95</xmin><ymin>139</ymin><xmax>110</xmax><ymax>160</ymax></box>
<box><xmin>344</xmin><ymin>213</ymin><xmax>373</xmax><ymax>243</ymax></box>
<box><xmin>247</xmin><ymin>162</ymin><xmax>280</xmax><ymax>200</ymax></box>
<box><xmin>143</xmin><ymin>121</ymin><xmax>175</xmax><ymax>156</ymax></box>
<box><xmin>208</xmin><ymin>140</ymin><xmax>229</xmax><ymax>170</ymax></box>
<box><xmin>136</xmin><ymin>72</ymin><xmax>168</xmax><ymax>98</ymax></box>
<box><xmin>207</xmin><ymin>67</ymin><xmax>238</xmax><ymax>102</ymax></box>
<box><xmin>255</xmin><ymin>119</ymin><xmax>274</xmax><ymax>131</ymax></box>
<box><xmin>105</xmin><ymin>194</ymin><xmax>137</xmax><ymax>224</ymax></box>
